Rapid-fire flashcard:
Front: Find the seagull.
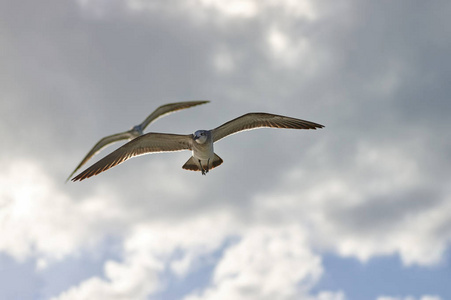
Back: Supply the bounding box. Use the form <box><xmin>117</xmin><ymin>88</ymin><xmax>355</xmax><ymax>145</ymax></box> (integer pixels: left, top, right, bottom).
<box><xmin>71</xmin><ymin>112</ymin><xmax>324</xmax><ymax>181</ymax></box>
<box><xmin>67</xmin><ymin>100</ymin><xmax>209</xmax><ymax>181</ymax></box>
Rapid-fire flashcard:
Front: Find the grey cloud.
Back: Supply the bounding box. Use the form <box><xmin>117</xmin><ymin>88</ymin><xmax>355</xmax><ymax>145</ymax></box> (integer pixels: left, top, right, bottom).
<box><xmin>334</xmin><ymin>187</ymin><xmax>443</xmax><ymax>234</ymax></box>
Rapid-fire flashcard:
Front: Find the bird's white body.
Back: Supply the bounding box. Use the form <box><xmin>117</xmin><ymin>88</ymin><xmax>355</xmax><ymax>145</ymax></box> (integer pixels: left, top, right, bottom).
<box><xmin>193</xmin><ymin>131</ymin><xmax>214</xmax><ymax>161</ymax></box>
<box><xmin>185</xmin><ymin>130</ymin><xmax>221</xmax><ymax>174</ymax></box>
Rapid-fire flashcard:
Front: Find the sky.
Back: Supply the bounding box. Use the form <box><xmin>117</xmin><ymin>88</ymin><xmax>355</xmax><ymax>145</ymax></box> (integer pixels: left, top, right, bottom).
<box><xmin>1</xmin><ymin>0</ymin><xmax>450</xmax><ymax>299</ymax></box>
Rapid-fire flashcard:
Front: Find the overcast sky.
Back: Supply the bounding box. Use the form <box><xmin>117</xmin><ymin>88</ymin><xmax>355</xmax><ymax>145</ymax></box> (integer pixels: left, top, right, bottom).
<box><xmin>1</xmin><ymin>0</ymin><xmax>451</xmax><ymax>299</ymax></box>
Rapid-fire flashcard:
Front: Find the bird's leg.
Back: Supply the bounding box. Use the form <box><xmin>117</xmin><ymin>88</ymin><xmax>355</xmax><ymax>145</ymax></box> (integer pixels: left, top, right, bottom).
<box><xmin>205</xmin><ymin>158</ymin><xmax>210</xmax><ymax>174</ymax></box>
<box><xmin>199</xmin><ymin>159</ymin><xmax>206</xmax><ymax>175</ymax></box>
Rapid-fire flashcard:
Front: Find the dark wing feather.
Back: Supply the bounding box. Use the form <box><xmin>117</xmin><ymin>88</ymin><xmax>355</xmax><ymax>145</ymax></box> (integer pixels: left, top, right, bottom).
<box><xmin>211</xmin><ymin>113</ymin><xmax>324</xmax><ymax>142</ymax></box>
<box><xmin>66</xmin><ymin>130</ymin><xmax>136</xmax><ymax>182</ymax></box>
<box><xmin>72</xmin><ymin>133</ymin><xmax>192</xmax><ymax>181</ymax></box>
<box><xmin>140</xmin><ymin>100</ymin><xmax>210</xmax><ymax>129</ymax></box>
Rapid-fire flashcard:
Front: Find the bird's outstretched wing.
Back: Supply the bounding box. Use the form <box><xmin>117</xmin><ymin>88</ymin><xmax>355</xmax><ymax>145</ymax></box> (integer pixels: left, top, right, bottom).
<box><xmin>66</xmin><ymin>131</ymin><xmax>136</xmax><ymax>182</ymax></box>
<box><xmin>72</xmin><ymin>133</ymin><xmax>193</xmax><ymax>181</ymax></box>
<box><xmin>211</xmin><ymin>112</ymin><xmax>324</xmax><ymax>142</ymax></box>
<box><xmin>140</xmin><ymin>100</ymin><xmax>210</xmax><ymax>129</ymax></box>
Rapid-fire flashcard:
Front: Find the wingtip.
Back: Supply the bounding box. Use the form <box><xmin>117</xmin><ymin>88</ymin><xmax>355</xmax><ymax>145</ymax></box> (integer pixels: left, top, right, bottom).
<box><xmin>309</xmin><ymin>122</ymin><xmax>324</xmax><ymax>130</ymax></box>
<box><xmin>65</xmin><ymin>172</ymin><xmax>76</xmax><ymax>183</ymax></box>
<box><xmin>195</xmin><ymin>100</ymin><xmax>210</xmax><ymax>104</ymax></box>
<box><xmin>190</xmin><ymin>100</ymin><xmax>210</xmax><ymax>105</ymax></box>
<box><xmin>70</xmin><ymin>173</ymin><xmax>85</xmax><ymax>182</ymax></box>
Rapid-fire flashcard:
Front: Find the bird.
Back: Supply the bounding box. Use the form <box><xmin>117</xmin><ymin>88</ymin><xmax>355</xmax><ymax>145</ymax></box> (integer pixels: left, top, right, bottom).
<box><xmin>67</xmin><ymin>100</ymin><xmax>210</xmax><ymax>181</ymax></box>
<box><xmin>71</xmin><ymin>112</ymin><xmax>324</xmax><ymax>181</ymax></box>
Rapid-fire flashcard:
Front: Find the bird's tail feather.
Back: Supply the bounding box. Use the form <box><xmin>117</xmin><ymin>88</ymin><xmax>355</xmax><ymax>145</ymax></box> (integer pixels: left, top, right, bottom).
<box><xmin>182</xmin><ymin>154</ymin><xmax>223</xmax><ymax>171</ymax></box>
<box><xmin>182</xmin><ymin>156</ymin><xmax>200</xmax><ymax>171</ymax></box>
<box><xmin>211</xmin><ymin>153</ymin><xmax>223</xmax><ymax>169</ymax></box>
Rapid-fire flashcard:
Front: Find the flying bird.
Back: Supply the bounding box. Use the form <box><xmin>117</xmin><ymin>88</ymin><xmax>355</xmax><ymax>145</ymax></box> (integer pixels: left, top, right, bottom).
<box><xmin>71</xmin><ymin>112</ymin><xmax>324</xmax><ymax>181</ymax></box>
<box><xmin>67</xmin><ymin>100</ymin><xmax>209</xmax><ymax>181</ymax></box>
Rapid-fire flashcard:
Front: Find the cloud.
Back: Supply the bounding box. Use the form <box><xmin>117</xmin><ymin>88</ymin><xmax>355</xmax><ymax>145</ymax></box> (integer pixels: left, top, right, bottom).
<box><xmin>120</xmin><ymin>0</ymin><xmax>317</xmax><ymax>21</ymax></box>
<box><xmin>0</xmin><ymin>159</ymin><xmax>128</xmax><ymax>267</ymax></box>
<box><xmin>52</xmin><ymin>213</ymin><xmax>234</xmax><ymax>299</ymax></box>
<box><xmin>52</xmin><ymin>219</ymin><xmax>346</xmax><ymax>300</ymax></box>
<box><xmin>377</xmin><ymin>296</ymin><xmax>442</xmax><ymax>300</ymax></box>
<box><xmin>1</xmin><ymin>0</ymin><xmax>451</xmax><ymax>299</ymax></box>
<box><xmin>251</xmin><ymin>141</ymin><xmax>451</xmax><ymax>266</ymax></box>
<box><xmin>184</xmin><ymin>225</ymin><xmax>322</xmax><ymax>300</ymax></box>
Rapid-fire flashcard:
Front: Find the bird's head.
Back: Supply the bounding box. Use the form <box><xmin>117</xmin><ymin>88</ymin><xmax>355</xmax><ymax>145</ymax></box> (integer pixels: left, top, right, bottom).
<box><xmin>194</xmin><ymin>130</ymin><xmax>208</xmax><ymax>144</ymax></box>
<box><xmin>131</xmin><ymin>125</ymin><xmax>143</xmax><ymax>135</ymax></box>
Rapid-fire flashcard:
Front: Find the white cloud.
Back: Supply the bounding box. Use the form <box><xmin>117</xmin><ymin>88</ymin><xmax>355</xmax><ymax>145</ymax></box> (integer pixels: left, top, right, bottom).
<box><xmin>212</xmin><ymin>48</ymin><xmax>237</xmax><ymax>74</ymax></box>
<box><xmin>52</xmin><ymin>213</ymin><xmax>236</xmax><ymax>299</ymax></box>
<box><xmin>122</xmin><ymin>0</ymin><xmax>317</xmax><ymax>20</ymax></box>
<box><xmin>267</xmin><ymin>26</ymin><xmax>311</xmax><ymax>68</ymax></box>
<box><xmin>184</xmin><ymin>225</ymin><xmax>335</xmax><ymax>300</ymax></box>
<box><xmin>50</xmin><ymin>215</ymin><xmax>347</xmax><ymax>300</ymax></box>
<box><xmin>53</xmin><ymin>255</ymin><xmax>163</xmax><ymax>300</ymax></box>
<box><xmin>310</xmin><ymin>291</ymin><xmax>346</xmax><ymax>300</ymax></box>
<box><xmin>251</xmin><ymin>141</ymin><xmax>451</xmax><ymax>267</ymax></box>
<box><xmin>0</xmin><ymin>159</ymin><xmax>127</xmax><ymax>267</ymax></box>
<box><xmin>377</xmin><ymin>296</ymin><xmax>442</xmax><ymax>300</ymax></box>
<box><xmin>197</xmin><ymin>0</ymin><xmax>258</xmax><ymax>19</ymax></box>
